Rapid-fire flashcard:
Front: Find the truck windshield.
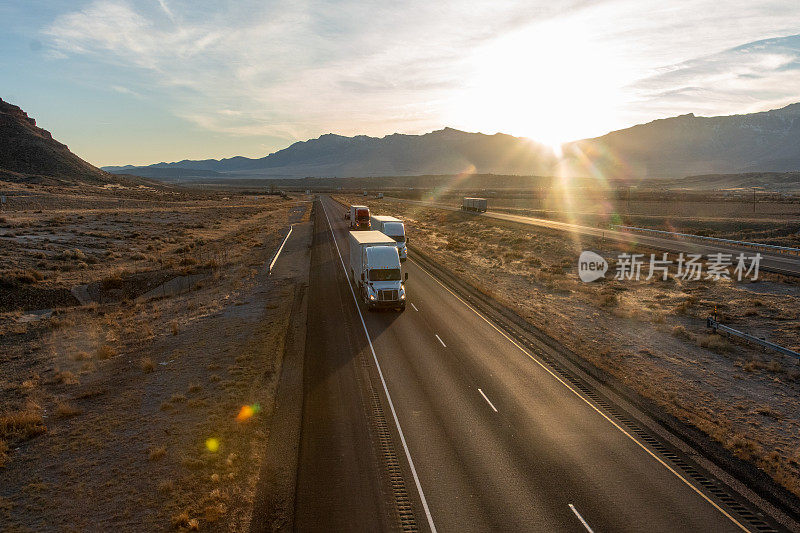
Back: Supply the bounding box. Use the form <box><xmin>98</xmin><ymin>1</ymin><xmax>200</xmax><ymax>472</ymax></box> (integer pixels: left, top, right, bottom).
<box><xmin>384</xmin><ymin>223</ymin><xmax>404</xmax><ymax>241</ymax></box>
<box><xmin>369</xmin><ymin>268</ymin><xmax>401</xmax><ymax>281</ymax></box>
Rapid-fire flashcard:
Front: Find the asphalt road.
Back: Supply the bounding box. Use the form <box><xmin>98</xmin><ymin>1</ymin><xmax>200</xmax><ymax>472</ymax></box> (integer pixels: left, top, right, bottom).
<box><xmin>384</xmin><ymin>197</ymin><xmax>800</xmax><ymax>277</ymax></box>
<box><xmin>293</xmin><ymin>195</ymin><xmax>784</xmax><ymax>532</ymax></box>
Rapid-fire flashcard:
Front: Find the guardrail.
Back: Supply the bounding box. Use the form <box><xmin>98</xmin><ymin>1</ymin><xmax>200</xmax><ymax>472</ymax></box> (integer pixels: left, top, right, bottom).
<box><xmin>706</xmin><ymin>317</ymin><xmax>800</xmax><ymax>359</ymax></box>
<box><xmin>268</xmin><ymin>224</ymin><xmax>294</xmax><ymax>275</ymax></box>
<box><xmin>612</xmin><ymin>225</ymin><xmax>800</xmax><ymax>256</ymax></box>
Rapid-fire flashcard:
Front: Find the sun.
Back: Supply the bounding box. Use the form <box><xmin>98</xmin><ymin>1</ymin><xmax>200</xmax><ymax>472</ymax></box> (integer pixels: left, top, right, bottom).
<box><xmin>448</xmin><ymin>17</ymin><xmax>628</xmax><ymax>149</ymax></box>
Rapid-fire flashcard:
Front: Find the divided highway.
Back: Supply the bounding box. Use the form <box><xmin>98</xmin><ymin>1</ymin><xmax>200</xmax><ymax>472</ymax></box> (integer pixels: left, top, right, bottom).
<box><xmin>384</xmin><ymin>197</ymin><xmax>800</xmax><ymax>277</ymax></box>
<box><xmin>293</xmin><ymin>196</ymin><xmax>787</xmax><ymax>532</ymax></box>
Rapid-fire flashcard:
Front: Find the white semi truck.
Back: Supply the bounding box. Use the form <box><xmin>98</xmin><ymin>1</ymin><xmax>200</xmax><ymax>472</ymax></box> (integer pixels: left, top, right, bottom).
<box><xmin>369</xmin><ymin>215</ymin><xmax>407</xmax><ymax>261</ymax></box>
<box><xmin>461</xmin><ymin>197</ymin><xmax>488</xmax><ymax>212</ymax></box>
<box><xmin>348</xmin><ymin>231</ymin><xmax>407</xmax><ymax>311</ymax></box>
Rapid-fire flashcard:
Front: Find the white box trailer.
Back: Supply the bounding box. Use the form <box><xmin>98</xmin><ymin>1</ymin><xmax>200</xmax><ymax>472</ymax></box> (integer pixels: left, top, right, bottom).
<box><xmin>461</xmin><ymin>197</ymin><xmax>487</xmax><ymax>212</ymax></box>
<box><xmin>370</xmin><ymin>215</ymin><xmax>407</xmax><ymax>261</ymax></box>
<box><xmin>348</xmin><ymin>231</ymin><xmax>407</xmax><ymax>311</ymax></box>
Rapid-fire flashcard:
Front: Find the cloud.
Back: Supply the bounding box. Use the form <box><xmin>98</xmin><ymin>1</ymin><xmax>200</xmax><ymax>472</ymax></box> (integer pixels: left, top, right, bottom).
<box><xmin>631</xmin><ymin>33</ymin><xmax>800</xmax><ymax>117</ymax></box>
<box><xmin>40</xmin><ymin>0</ymin><xmax>599</xmax><ymax>141</ymax></box>
<box><xmin>40</xmin><ymin>0</ymin><xmax>800</xmax><ymax>150</ymax></box>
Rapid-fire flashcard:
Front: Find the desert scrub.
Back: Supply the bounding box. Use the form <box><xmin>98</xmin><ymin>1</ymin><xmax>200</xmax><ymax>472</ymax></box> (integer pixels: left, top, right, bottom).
<box><xmin>140</xmin><ymin>357</ymin><xmax>155</xmax><ymax>373</ymax></box>
<box><xmin>55</xmin><ymin>402</ymin><xmax>81</xmax><ymax>419</ymax></box>
<box><xmin>0</xmin><ymin>406</ymin><xmax>46</xmax><ymax>441</ymax></box>
<box><xmin>0</xmin><ymin>269</ymin><xmax>44</xmax><ymax>287</ymax></box>
<box><xmin>697</xmin><ymin>333</ymin><xmax>732</xmax><ymax>353</ymax></box>
<box><xmin>96</xmin><ymin>344</ymin><xmax>117</xmax><ymax>360</ymax></box>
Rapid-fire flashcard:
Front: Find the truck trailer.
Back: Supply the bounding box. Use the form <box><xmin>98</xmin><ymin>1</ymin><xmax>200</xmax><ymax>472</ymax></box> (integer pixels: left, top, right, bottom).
<box><xmin>461</xmin><ymin>197</ymin><xmax>488</xmax><ymax>212</ymax></box>
<box><xmin>348</xmin><ymin>231</ymin><xmax>407</xmax><ymax>311</ymax></box>
<box><xmin>370</xmin><ymin>215</ymin><xmax>407</xmax><ymax>261</ymax></box>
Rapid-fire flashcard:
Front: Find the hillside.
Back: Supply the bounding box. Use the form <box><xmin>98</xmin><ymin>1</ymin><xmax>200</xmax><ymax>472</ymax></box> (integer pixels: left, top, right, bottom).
<box><xmin>105</xmin><ymin>103</ymin><xmax>800</xmax><ymax>181</ymax></box>
<box><xmin>0</xmin><ymin>97</ymin><xmax>111</xmax><ymax>184</ymax></box>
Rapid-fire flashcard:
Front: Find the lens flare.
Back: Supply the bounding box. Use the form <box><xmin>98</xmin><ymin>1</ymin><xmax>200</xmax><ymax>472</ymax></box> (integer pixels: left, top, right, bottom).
<box><xmin>236</xmin><ymin>403</ymin><xmax>261</xmax><ymax>422</ymax></box>
<box><xmin>205</xmin><ymin>437</ymin><xmax>220</xmax><ymax>452</ymax></box>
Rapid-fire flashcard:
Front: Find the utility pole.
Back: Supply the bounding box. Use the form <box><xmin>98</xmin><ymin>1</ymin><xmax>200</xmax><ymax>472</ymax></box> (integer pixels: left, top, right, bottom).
<box><xmin>752</xmin><ymin>187</ymin><xmax>757</xmax><ymax>213</ymax></box>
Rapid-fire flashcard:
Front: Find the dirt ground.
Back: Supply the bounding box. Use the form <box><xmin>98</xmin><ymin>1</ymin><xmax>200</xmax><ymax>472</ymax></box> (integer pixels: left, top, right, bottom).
<box><xmin>340</xmin><ymin>194</ymin><xmax>800</xmax><ymax>498</ymax></box>
<box><xmin>0</xmin><ymin>181</ymin><xmax>312</xmax><ymax>531</ymax></box>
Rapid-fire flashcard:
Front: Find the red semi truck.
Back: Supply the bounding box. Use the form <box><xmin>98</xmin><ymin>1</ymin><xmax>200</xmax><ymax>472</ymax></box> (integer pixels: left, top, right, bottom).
<box><xmin>346</xmin><ymin>205</ymin><xmax>371</xmax><ymax>230</ymax></box>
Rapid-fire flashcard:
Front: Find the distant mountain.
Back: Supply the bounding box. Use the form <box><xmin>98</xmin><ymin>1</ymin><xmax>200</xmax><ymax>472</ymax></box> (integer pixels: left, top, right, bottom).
<box><xmin>105</xmin><ymin>128</ymin><xmax>557</xmax><ymax>179</ymax></box>
<box><xmin>0</xmin><ymin>97</ymin><xmax>111</xmax><ymax>183</ymax></box>
<box><xmin>104</xmin><ymin>103</ymin><xmax>800</xmax><ymax>181</ymax></box>
<box><xmin>563</xmin><ymin>103</ymin><xmax>800</xmax><ymax>178</ymax></box>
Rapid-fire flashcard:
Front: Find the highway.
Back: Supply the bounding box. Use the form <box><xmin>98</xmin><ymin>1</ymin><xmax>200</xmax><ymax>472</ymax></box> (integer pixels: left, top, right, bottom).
<box><xmin>292</xmin><ymin>195</ymin><xmax>788</xmax><ymax>532</ymax></box>
<box><xmin>384</xmin><ymin>197</ymin><xmax>800</xmax><ymax>277</ymax></box>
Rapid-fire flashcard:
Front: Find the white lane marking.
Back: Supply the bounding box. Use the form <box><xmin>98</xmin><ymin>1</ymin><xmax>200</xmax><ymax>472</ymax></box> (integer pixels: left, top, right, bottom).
<box><xmin>268</xmin><ymin>224</ymin><xmax>294</xmax><ymax>274</ymax></box>
<box><xmin>321</xmin><ymin>199</ymin><xmax>438</xmax><ymax>533</ymax></box>
<box><xmin>408</xmin><ymin>258</ymin><xmax>750</xmax><ymax>533</ymax></box>
<box><xmin>410</xmin><ymin>302</ymin><xmax>418</xmax><ymax>312</ymax></box>
<box><xmin>435</xmin><ymin>334</ymin><xmax>446</xmax><ymax>348</ymax></box>
<box><xmin>477</xmin><ymin>388</ymin><xmax>498</xmax><ymax>413</ymax></box>
<box><xmin>569</xmin><ymin>504</ymin><xmax>594</xmax><ymax>533</ymax></box>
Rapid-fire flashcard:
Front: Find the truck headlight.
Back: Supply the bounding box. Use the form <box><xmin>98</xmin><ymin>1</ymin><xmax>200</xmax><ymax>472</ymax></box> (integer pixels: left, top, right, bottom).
<box><xmin>369</xmin><ymin>294</ymin><xmax>376</xmax><ymax>300</ymax></box>
<box><xmin>400</xmin><ymin>292</ymin><xmax>406</xmax><ymax>299</ymax></box>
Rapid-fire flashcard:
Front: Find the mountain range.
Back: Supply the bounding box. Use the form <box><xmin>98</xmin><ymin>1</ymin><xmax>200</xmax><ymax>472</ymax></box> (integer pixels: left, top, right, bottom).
<box><xmin>103</xmin><ymin>103</ymin><xmax>800</xmax><ymax>180</ymax></box>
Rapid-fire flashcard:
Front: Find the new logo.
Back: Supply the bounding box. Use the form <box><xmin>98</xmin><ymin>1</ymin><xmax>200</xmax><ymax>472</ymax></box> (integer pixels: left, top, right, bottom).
<box><xmin>578</xmin><ymin>251</ymin><xmax>608</xmax><ymax>282</ymax></box>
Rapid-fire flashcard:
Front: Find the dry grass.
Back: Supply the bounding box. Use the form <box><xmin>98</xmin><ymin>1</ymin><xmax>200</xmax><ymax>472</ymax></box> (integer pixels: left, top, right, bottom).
<box><xmin>0</xmin><ymin>407</ymin><xmax>46</xmax><ymax>441</ymax></box>
<box><xmin>148</xmin><ymin>446</ymin><xmax>167</xmax><ymax>461</ymax></box>
<box><xmin>171</xmin><ymin>510</ymin><xmax>199</xmax><ymax>530</ymax></box>
<box><xmin>0</xmin><ymin>439</ymin><xmax>9</xmax><ymax>468</ymax></box>
<box><xmin>697</xmin><ymin>333</ymin><xmax>732</xmax><ymax>353</ymax></box>
<box><xmin>170</xmin><ymin>321</ymin><xmax>179</xmax><ymax>336</ymax></box>
<box><xmin>54</xmin><ymin>369</ymin><xmax>79</xmax><ymax>385</ymax></box>
<box><xmin>140</xmin><ymin>357</ymin><xmax>155</xmax><ymax>373</ymax></box>
<box><xmin>170</xmin><ymin>393</ymin><xmax>187</xmax><ymax>404</ymax></box>
<box><xmin>70</xmin><ymin>351</ymin><xmax>91</xmax><ymax>361</ymax></box>
<box><xmin>95</xmin><ymin>344</ymin><xmax>117</xmax><ymax>360</ymax></box>
<box><xmin>54</xmin><ymin>402</ymin><xmax>81</xmax><ymax>419</ymax></box>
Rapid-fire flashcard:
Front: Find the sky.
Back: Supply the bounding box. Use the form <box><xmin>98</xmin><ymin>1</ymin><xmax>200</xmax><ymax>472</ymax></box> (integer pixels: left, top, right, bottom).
<box><xmin>2</xmin><ymin>0</ymin><xmax>800</xmax><ymax>167</ymax></box>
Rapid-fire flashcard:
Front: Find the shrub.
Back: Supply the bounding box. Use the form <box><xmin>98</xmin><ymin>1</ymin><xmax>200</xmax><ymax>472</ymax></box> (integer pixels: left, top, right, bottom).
<box><xmin>697</xmin><ymin>334</ymin><xmax>731</xmax><ymax>353</ymax></box>
<box><xmin>0</xmin><ymin>408</ymin><xmax>46</xmax><ymax>441</ymax></box>
<box><xmin>148</xmin><ymin>446</ymin><xmax>166</xmax><ymax>461</ymax></box>
<box><xmin>55</xmin><ymin>402</ymin><xmax>81</xmax><ymax>419</ymax></box>
<box><xmin>140</xmin><ymin>357</ymin><xmax>155</xmax><ymax>373</ymax></box>
<box><xmin>96</xmin><ymin>344</ymin><xmax>117</xmax><ymax>360</ymax></box>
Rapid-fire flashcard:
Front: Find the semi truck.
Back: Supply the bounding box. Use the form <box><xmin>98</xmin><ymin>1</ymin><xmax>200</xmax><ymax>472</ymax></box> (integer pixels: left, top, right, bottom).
<box><xmin>370</xmin><ymin>215</ymin><xmax>407</xmax><ymax>261</ymax></box>
<box><xmin>461</xmin><ymin>197</ymin><xmax>488</xmax><ymax>212</ymax></box>
<box><xmin>346</xmin><ymin>205</ymin><xmax>371</xmax><ymax>230</ymax></box>
<box><xmin>348</xmin><ymin>231</ymin><xmax>407</xmax><ymax>311</ymax></box>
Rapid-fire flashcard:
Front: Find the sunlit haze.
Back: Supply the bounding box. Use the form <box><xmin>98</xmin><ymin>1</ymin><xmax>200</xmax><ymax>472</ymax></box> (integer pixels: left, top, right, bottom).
<box><xmin>2</xmin><ymin>0</ymin><xmax>800</xmax><ymax>166</ymax></box>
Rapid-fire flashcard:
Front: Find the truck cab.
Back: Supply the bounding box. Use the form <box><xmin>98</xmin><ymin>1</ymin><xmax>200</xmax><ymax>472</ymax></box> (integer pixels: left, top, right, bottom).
<box><xmin>349</xmin><ymin>205</ymin><xmax>371</xmax><ymax>230</ymax></box>
<box><xmin>370</xmin><ymin>215</ymin><xmax>407</xmax><ymax>261</ymax></box>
